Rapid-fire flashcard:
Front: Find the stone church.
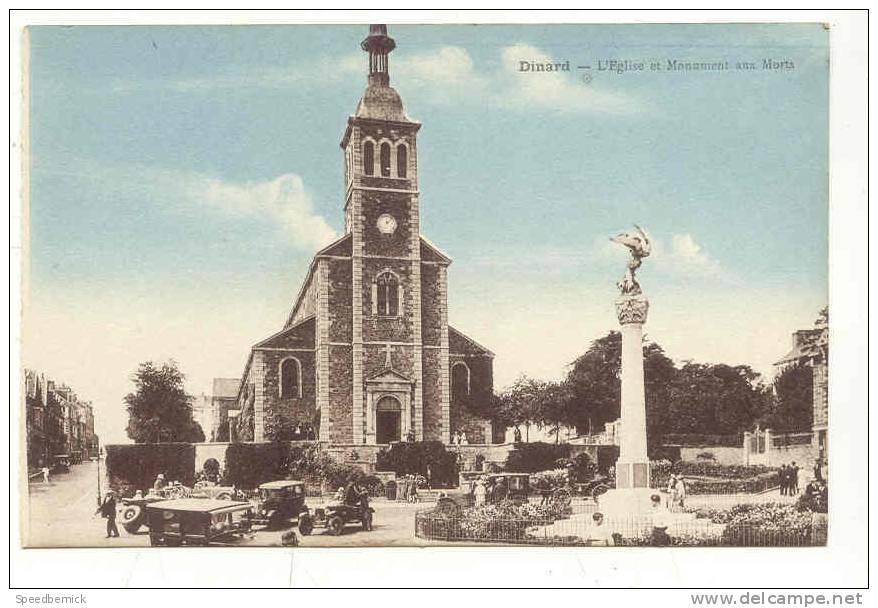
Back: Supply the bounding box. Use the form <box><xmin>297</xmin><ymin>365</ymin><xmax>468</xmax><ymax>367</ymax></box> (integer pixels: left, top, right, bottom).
<box><xmin>233</xmin><ymin>25</ymin><xmax>497</xmax><ymax>447</ymax></box>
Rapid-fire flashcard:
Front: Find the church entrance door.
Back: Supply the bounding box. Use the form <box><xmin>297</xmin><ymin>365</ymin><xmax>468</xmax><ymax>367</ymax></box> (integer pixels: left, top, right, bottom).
<box><xmin>375</xmin><ymin>396</ymin><xmax>402</xmax><ymax>444</ymax></box>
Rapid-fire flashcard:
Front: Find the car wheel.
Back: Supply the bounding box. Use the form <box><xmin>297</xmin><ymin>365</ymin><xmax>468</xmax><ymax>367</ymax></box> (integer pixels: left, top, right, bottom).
<box><xmin>362</xmin><ymin>510</ymin><xmax>373</xmax><ymax>531</ymax></box>
<box><xmin>298</xmin><ymin>515</ymin><xmax>313</xmax><ymax>536</ymax></box>
<box><xmin>328</xmin><ymin>516</ymin><xmax>343</xmax><ymax>536</ymax></box>
<box><xmin>120</xmin><ymin>505</ymin><xmax>142</xmax><ymax>528</ymax></box>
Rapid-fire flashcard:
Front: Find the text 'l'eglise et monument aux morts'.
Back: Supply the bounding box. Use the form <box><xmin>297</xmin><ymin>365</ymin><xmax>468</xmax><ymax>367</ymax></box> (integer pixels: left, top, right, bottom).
<box><xmin>232</xmin><ymin>25</ymin><xmax>497</xmax><ymax>448</ymax></box>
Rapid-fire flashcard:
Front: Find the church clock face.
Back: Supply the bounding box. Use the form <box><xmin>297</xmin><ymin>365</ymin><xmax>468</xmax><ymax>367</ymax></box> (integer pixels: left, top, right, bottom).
<box><xmin>376</xmin><ymin>213</ymin><xmax>398</xmax><ymax>235</ymax></box>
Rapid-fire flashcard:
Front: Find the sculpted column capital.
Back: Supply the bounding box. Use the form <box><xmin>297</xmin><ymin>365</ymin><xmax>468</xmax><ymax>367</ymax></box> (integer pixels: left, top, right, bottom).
<box><xmin>616</xmin><ymin>294</ymin><xmax>649</xmax><ymax>325</ymax></box>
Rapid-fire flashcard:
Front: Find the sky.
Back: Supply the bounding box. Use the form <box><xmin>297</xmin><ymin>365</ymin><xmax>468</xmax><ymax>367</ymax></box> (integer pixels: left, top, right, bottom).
<box><xmin>22</xmin><ymin>24</ymin><xmax>828</xmax><ymax>444</ymax></box>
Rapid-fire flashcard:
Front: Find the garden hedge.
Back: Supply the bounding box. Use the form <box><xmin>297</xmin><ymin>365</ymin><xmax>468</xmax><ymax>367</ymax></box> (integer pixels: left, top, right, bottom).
<box><xmin>224</xmin><ymin>442</ymin><xmax>290</xmax><ymax>489</ymax></box>
<box><xmin>105</xmin><ymin>443</ymin><xmax>195</xmax><ymax>495</ymax></box>
<box><xmin>504</xmin><ymin>442</ymin><xmax>571</xmax><ymax>473</ymax></box>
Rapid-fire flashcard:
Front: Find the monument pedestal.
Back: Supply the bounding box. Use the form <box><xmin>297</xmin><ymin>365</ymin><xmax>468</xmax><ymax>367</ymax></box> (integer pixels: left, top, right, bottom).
<box><xmin>596</xmin><ymin>487</ymin><xmax>658</xmax><ymax>518</ymax></box>
<box><xmin>599</xmin><ymin>293</ymin><xmax>654</xmax><ymax>518</ymax></box>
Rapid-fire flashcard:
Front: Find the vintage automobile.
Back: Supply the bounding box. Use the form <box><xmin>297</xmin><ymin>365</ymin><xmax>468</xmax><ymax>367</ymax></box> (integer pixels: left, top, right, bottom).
<box><xmin>247</xmin><ymin>480</ymin><xmax>308</xmax><ymax>529</ymax></box>
<box><xmin>484</xmin><ymin>473</ymin><xmax>531</xmax><ymax>504</ymax></box>
<box><xmin>119</xmin><ymin>481</ymin><xmax>241</xmax><ymax>534</ymax></box>
<box><xmin>298</xmin><ymin>502</ymin><xmax>373</xmax><ymax>536</ymax></box>
<box><xmin>51</xmin><ymin>454</ymin><xmax>71</xmax><ymax>474</ymax></box>
<box><xmin>145</xmin><ymin>498</ymin><xmax>254</xmax><ymax>546</ymax></box>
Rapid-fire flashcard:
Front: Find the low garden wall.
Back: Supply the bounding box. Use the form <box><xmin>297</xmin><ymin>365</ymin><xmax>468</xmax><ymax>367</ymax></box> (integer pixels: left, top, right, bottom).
<box><xmin>677</xmin><ymin>446</ymin><xmax>744</xmax><ymax>466</ymax></box>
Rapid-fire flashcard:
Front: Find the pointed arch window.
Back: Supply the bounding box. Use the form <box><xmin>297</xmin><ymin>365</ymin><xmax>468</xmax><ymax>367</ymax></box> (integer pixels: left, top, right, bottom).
<box><xmin>396</xmin><ymin>144</ymin><xmax>408</xmax><ymax>178</ymax></box>
<box><xmin>363</xmin><ymin>141</ymin><xmax>375</xmax><ymax>176</ymax></box>
<box><xmin>373</xmin><ymin>271</ymin><xmax>401</xmax><ymax>317</ymax></box>
<box><xmin>452</xmin><ymin>362</ymin><xmax>471</xmax><ymax>398</ymax></box>
<box><xmin>380</xmin><ymin>142</ymin><xmax>391</xmax><ymax>177</ymax></box>
<box><xmin>280</xmin><ymin>357</ymin><xmax>302</xmax><ymax>398</ymax></box>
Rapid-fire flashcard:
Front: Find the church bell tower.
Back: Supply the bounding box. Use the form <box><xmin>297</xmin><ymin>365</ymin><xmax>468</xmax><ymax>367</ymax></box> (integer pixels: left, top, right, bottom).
<box><xmin>340</xmin><ymin>25</ymin><xmax>428</xmax><ymax>444</ymax></box>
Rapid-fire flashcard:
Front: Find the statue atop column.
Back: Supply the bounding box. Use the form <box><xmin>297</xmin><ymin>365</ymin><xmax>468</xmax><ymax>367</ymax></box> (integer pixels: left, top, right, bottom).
<box><xmin>611</xmin><ymin>225</ymin><xmax>651</xmax><ymax>325</ymax></box>
<box><xmin>611</xmin><ymin>224</ymin><xmax>651</xmax><ymax>296</ymax></box>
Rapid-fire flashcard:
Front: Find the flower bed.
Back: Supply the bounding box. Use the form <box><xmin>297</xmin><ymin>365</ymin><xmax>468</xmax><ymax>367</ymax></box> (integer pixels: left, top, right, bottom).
<box><xmin>416</xmin><ymin>499</ymin><xmax>570</xmax><ymax>543</ymax></box>
<box><xmin>690</xmin><ymin>503</ymin><xmax>814</xmax><ymax>546</ymax></box>
<box><xmin>650</xmin><ymin>460</ymin><xmax>779</xmax><ymax>494</ymax></box>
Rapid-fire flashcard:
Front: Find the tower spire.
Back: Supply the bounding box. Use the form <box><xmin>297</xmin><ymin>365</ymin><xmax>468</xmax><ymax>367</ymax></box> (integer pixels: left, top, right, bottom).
<box><xmin>361</xmin><ymin>24</ymin><xmax>396</xmax><ymax>86</ymax></box>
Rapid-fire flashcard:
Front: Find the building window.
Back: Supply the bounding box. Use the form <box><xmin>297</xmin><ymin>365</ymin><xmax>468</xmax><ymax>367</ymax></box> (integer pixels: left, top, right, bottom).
<box><xmin>280</xmin><ymin>357</ymin><xmax>302</xmax><ymax>398</ymax></box>
<box><xmin>380</xmin><ymin>142</ymin><xmax>391</xmax><ymax>177</ymax></box>
<box><xmin>363</xmin><ymin>141</ymin><xmax>374</xmax><ymax>176</ymax></box>
<box><xmin>397</xmin><ymin>144</ymin><xmax>407</xmax><ymax>178</ymax></box>
<box><xmin>374</xmin><ymin>272</ymin><xmax>400</xmax><ymax>316</ymax></box>
<box><xmin>452</xmin><ymin>362</ymin><xmax>471</xmax><ymax>398</ymax></box>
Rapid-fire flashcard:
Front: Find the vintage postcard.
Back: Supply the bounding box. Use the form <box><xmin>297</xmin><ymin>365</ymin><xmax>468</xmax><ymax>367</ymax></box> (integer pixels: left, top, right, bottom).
<box><xmin>17</xmin><ymin>18</ymin><xmax>844</xmax><ymax>562</ymax></box>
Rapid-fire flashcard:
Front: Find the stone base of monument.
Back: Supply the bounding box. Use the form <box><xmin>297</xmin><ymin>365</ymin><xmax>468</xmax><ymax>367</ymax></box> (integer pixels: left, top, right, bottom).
<box><xmin>596</xmin><ymin>487</ymin><xmax>660</xmax><ymax>518</ymax></box>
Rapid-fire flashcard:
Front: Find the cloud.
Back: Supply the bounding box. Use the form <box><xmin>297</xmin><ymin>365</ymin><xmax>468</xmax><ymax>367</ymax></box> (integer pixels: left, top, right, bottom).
<box><xmin>497</xmin><ymin>44</ymin><xmax>641</xmax><ymax>114</ymax></box>
<box><xmin>665</xmin><ymin>233</ymin><xmax>721</xmax><ymax>275</ymax></box>
<box><xmin>189</xmin><ymin>173</ymin><xmax>337</xmax><ymax>251</ymax></box>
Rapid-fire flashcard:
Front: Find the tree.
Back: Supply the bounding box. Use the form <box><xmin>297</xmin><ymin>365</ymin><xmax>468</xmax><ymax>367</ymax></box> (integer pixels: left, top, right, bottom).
<box><xmin>666</xmin><ymin>362</ymin><xmax>768</xmax><ymax>437</ymax></box>
<box><xmin>767</xmin><ymin>363</ymin><xmax>813</xmax><ymax>432</ymax></box>
<box><xmin>124</xmin><ymin>361</ymin><xmax>205</xmax><ymax>443</ymax></box>
<box><xmin>564</xmin><ymin>332</ymin><xmax>677</xmax><ymax>446</ymax></box>
<box><xmin>496</xmin><ymin>375</ymin><xmax>547</xmax><ymax>442</ymax></box>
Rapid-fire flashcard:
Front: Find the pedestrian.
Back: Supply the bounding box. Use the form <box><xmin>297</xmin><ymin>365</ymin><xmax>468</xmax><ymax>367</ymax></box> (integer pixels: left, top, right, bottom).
<box><xmin>473</xmin><ymin>478</ymin><xmax>487</xmax><ymax>507</ymax></box>
<box><xmin>95</xmin><ymin>491</ymin><xmax>120</xmax><ymax>538</ymax></box>
<box><xmin>513</xmin><ymin>427</ymin><xmax>522</xmax><ymax>444</ymax></box>
<box><xmin>649</xmin><ymin>493</ymin><xmax>672</xmax><ymax>547</ymax></box>
<box><xmin>790</xmin><ymin>462</ymin><xmax>800</xmax><ymax>495</ymax></box>
<box><xmin>676</xmin><ymin>475</ymin><xmax>687</xmax><ymax>510</ymax></box>
<box><xmin>586</xmin><ymin>512</ymin><xmax>615</xmax><ymax>547</ymax></box>
<box><xmin>41</xmin><ymin>465</ymin><xmax>50</xmax><ymax>484</ymax></box>
<box><xmin>779</xmin><ymin>464</ymin><xmax>788</xmax><ymax>496</ymax></box>
<box><xmin>667</xmin><ymin>474</ymin><xmax>679</xmax><ymax>512</ymax></box>
<box><xmin>460</xmin><ymin>432</ymin><xmax>469</xmax><ymax>446</ymax></box>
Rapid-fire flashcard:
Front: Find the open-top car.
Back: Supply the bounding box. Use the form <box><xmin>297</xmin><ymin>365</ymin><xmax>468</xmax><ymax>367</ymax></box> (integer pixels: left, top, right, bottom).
<box><xmin>145</xmin><ymin>498</ymin><xmax>253</xmax><ymax>546</ymax></box>
<box><xmin>298</xmin><ymin>502</ymin><xmax>373</xmax><ymax>536</ymax></box>
<box><xmin>248</xmin><ymin>480</ymin><xmax>308</xmax><ymax>529</ymax></box>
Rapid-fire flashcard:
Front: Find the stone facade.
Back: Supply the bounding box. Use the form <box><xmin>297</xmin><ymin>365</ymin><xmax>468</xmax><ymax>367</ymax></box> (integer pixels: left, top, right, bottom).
<box><xmin>233</xmin><ymin>25</ymin><xmax>496</xmax><ymax>447</ymax></box>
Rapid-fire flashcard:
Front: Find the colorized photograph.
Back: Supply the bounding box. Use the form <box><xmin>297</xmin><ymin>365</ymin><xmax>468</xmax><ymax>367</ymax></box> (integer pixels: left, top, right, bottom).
<box><xmin>21</xmin><ymin>22</ymin><xmax>829</xmax><ymax>549</ymax></box>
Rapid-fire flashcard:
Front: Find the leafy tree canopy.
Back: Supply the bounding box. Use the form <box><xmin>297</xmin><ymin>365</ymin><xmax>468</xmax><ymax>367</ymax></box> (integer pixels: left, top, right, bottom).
<box><xmin>124</xmin><ymin>360</ymin><xmax>205</xmax><ymax>444</ymax></box>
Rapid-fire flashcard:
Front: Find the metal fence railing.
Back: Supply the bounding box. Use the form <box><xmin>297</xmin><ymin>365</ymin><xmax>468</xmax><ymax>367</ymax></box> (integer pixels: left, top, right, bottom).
<box><xmin>414</xmin><ymin>510</ymin><xmax>825</xmax><ymax>547</ymax></box>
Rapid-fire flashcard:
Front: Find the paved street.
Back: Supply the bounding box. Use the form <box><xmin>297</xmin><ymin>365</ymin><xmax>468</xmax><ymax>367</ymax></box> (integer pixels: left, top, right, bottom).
<box><xmin>25</xmin><ymin>459</ymin><xmax>428</xmax><ymax>548</ymax></box>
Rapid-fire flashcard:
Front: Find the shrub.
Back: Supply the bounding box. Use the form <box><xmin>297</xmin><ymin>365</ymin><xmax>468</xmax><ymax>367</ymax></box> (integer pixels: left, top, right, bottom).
<box><xmin>505</xmin><ymin>442</ymin><xmax>571</xmax><ymax>473</ymax></box>
<box><xmin>376</xmin><ymin>441</ymin><xmax>458</xmax><ymax>487</ymax></box>
<box><xmin>286</xmin><ymin>443</ymin><xmax>382</xmax><ymax>495</ymax></box>
<box><xmin>105</xmin><ymin>443</ymin><xmax>195</xmax><ymax>496</ymax></box>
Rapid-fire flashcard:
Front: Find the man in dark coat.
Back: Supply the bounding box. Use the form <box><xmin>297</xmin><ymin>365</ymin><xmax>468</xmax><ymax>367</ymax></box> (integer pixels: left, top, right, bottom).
<box><xmin>779</xmin><ymin>464</ymin><xmax>788</xmax><ymax>496</ymax></box>
<box><xmin>95</xmin><ymin>491</ymin><xmax>119</xmax><ymax>538</ymax></box>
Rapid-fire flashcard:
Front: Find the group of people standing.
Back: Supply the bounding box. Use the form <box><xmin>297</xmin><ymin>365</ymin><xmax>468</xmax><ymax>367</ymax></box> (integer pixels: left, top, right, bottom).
<box><xmin>452</xmin><ymin>430</ymin><xmax>469</xmax><ymax>446</ymax></box>
<box><xmin>666</xmin><ymin>473</ymin><xmax>687</xmax><ymax>512</ymax></box>
<box><xmin>780</xmin><ymin>462</ymin><xmax>800</xmax><ymax>496</ymax></box>
<box><xmin>394</xmin><ymin>475</ymin><xmax>421</xmax><ymax>503</ymax></box>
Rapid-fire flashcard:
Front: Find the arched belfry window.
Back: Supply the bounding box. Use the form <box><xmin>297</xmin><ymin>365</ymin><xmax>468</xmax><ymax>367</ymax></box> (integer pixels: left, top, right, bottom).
<box><xmin>373</xmin><ymin>271</ymin><xmax>401</xmax><ymax>317</ymax></box>
<box><xmin>380</xmin><ymin>142</ymin><xmax>391</xmax><ymax>177</ymax></box>
<box><xmin>363</xmin><ymin>141</ymin><xmax>375</xmax><ymax>176</ymax></box>
<box><xmin>396</xmin><ymin>144</ymin><xmax>408</xmax><ymax>178</ymax></box>
<box><xmin>452</xmin><ymin>362</ymin><xmax>471</xmax><ymax>398</ymax></box>
<box><xmin>280</xmin><ymin>357</ymin><xmax>302</xmax><ymax>398</ymax></box>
